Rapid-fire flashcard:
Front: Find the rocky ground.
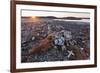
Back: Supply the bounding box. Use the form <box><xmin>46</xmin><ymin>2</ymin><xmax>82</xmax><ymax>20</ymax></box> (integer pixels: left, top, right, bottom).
<box><xmin>21</xmin><ymin>17</ymin><xmax>90</xmax><ymax>63</ymax></box>
<box><xmin>26</xmin><ymin>47</ymin><xmax>69</xmax><ymax>62</ymax></box>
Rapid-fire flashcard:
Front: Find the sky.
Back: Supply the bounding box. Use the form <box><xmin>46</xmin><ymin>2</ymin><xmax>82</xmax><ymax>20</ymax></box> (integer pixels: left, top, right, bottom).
<box><xmin>22</xmin><ymin>9</ymin><xmax>90</xmax><ymax>18</ymax></box>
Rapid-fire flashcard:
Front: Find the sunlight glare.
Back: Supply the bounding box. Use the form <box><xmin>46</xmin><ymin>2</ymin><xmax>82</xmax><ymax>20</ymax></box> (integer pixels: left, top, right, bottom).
<box><xmin>32</xmin><ymin>16</ymin><xmax>36</xmax><ymax>19</ymax></box>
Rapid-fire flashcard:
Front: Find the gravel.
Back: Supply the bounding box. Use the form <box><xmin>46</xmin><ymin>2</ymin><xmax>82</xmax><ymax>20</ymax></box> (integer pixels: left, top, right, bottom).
<box><xmin>26</xmin><ymin>47</ymin><xmax>69</xmax><ymax>62</ymax></box>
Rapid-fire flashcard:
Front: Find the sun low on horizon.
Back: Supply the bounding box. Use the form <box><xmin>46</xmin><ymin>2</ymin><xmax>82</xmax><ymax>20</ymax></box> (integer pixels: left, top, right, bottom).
<box><xmin>31</xmin><ymin>16</ymin><xmax>38</xmax><ymax>21</ymax></box>
<box><xmin>31</xmin><ymin>16</ymin><xmax>37</xmax><ymax>19</ymax></box>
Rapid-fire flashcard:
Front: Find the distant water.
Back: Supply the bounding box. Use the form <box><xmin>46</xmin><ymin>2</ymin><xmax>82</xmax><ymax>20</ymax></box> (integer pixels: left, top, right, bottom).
<box><xmin>54</xmin><ymin>19</ymin><xmax>90</xmax><ymax>22</ymax></box>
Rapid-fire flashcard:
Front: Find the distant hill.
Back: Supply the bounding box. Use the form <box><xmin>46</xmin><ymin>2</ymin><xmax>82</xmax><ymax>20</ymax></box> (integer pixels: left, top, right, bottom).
<box><xmin>61</xmin><ymin>17</ymin><xmax>82</xmax><ymax>20</ymax></box>
<box><xmin>21</xmin><ymin>16</ymin><xmax>90</xmax><ymax>20</ymax></box>
<box><xmin>38</xmin><ymin>16</ymin><xmax>57</xmax><ymax>19</ymax></box>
